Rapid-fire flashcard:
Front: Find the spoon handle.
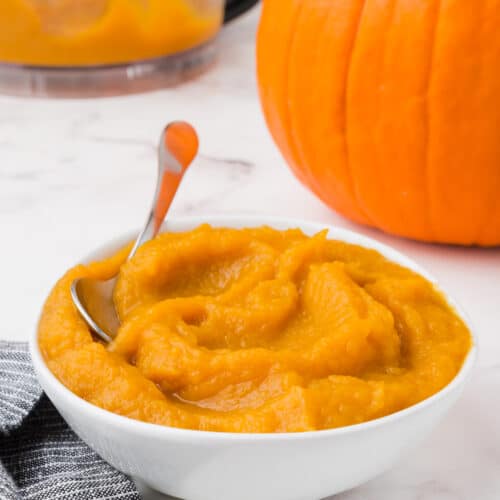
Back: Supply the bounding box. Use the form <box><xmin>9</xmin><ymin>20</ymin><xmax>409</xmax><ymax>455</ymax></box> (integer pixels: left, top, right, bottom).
<box><xmin>129</xmin><ymin>121</ymin><xmax>199</xmax><ymax>258</ymax></box>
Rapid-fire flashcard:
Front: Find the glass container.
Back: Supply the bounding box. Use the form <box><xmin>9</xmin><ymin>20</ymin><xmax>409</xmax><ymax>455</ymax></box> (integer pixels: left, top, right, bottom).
<box><xmin>0</xmin><ymin>0</ymin><xmax>232</xmax><ymax>96</ymax></box>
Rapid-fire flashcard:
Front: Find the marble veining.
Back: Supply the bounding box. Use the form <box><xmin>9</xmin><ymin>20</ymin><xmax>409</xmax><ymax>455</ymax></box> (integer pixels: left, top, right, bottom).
<box><xmin>0</xmin><ymin>6</ymin><xmax>499</xmax><ymax>500</ymax></box>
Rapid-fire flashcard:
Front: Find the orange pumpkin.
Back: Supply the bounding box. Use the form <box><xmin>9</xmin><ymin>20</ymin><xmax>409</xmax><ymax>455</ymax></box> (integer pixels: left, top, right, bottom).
<box><xmin>257</xmin><ymin>0</ymin><xmax>500</xmax><ymax>246</ymax></box>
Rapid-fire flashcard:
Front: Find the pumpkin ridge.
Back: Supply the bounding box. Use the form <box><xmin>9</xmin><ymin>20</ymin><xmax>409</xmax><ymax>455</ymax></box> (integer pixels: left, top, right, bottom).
<box><xmin>284</xmin><ymin>1</ymin><xmax>312</xmax><ymax>189</ymax></box>
<box><xmin>281</xmin><ymin>0</ymin><xmax>307</xmax><ymax>185</ymax></box>
<box><xmin>476</xmin><ymin>1</ymin><xmax>500</xmax><ymax>245</ymax></box>
<box><xmin>293</xmin><ymin>5</ymin><xmax>337</xmax><ymax>204</ymax></box>
<box><xmin>257</xmin><ymin>0</ymin><xmax>307</xmax><ymax>186</ymax></box>
<box><xmin>344</xmin><ymin>0</ymin><xmax>373</xmax><ymax>225</ymax></box>
<box><xmin>303</xmin><ymin>0</ymin><xmax>371</xmax><ymax>225</ymax></box>
<box><xmin>379</xmin><ymin>0</ymin><xmax>400</xmax><ymax>230</ymax></box>
<box><xmin>423</xmin><ymin>0</ymin><xmax>442</xmax><ymax>243</ymax></box>
<box><xmin>367</xmin><ymin>0</ymin><xmax>399</xmax><ymax>232</ymax></box>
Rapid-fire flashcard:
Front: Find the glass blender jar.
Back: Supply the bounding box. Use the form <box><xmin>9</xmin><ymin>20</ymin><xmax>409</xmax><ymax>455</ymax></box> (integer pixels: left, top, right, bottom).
<box><xmin>0</xmin><ymin>0</ymin><xmax>258</xmax><ymax>96</ymax></box>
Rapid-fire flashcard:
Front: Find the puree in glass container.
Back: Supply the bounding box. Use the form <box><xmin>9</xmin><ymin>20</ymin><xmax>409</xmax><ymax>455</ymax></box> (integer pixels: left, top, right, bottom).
<box><xmin>0</xmin><ymin>0</ymin><xmax>220</xmax><ymax>66</ymax></box>
<box><xmin>38</xmin><ymin>225</ymin><xmax>471</xmax><ymax>432</ymax></box>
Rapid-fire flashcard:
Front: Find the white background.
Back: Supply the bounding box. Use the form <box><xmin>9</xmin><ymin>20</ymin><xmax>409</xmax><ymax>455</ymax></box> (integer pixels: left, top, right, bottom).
<box><xmin>1</xmin><ymin>7</ymin><xmax>499</xmax><ymax>500</ymax></box>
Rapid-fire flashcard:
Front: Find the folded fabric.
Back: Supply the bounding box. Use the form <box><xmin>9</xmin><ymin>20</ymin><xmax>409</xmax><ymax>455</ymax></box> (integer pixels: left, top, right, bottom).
<box><xmin>0</xmin><ymin>341</ymin><xmax>140</xmax><ymax>500</ymax></box>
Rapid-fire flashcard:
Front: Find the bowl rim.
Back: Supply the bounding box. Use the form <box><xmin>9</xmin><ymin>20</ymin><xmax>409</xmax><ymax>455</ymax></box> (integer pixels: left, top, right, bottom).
<box><xmin>30</xmin><ymin>214</ymin><xmax>477</xmax><ymax>442</ymax></box>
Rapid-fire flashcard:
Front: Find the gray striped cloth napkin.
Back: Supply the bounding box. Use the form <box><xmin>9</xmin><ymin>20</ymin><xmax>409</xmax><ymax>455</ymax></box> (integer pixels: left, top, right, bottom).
<box><xmin>0</xmin><ymin>341</ymin><xmax>140</xmax><ymax>500</ymax></box>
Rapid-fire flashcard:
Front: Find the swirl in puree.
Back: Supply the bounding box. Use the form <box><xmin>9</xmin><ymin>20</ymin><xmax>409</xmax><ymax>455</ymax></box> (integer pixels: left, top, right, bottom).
<box><xmin>39</xmin><ymin>225</ymin><xmax>471</xmax><ymax>432</ymax></box>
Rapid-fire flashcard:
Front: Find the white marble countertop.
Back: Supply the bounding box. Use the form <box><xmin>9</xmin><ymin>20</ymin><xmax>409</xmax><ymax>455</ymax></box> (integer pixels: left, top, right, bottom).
<box><xmin>1</xmin><ymin>7</ymin><xmax>499</xmax><ymax>500</ymax></box>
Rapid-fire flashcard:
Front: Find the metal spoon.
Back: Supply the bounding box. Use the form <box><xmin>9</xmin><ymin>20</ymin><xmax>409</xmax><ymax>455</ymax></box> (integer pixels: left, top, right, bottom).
<box><xmin>71</xmin><ymin>122</ymin><xmax>199</xmax><ymax>343</ymax></box>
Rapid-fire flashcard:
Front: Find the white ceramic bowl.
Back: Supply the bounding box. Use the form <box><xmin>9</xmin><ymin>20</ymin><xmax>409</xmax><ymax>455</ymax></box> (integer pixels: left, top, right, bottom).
<box><xmin>30</xmin><ymin>216</ymin><xmax>477</xmax><ymax>500</ymax></box>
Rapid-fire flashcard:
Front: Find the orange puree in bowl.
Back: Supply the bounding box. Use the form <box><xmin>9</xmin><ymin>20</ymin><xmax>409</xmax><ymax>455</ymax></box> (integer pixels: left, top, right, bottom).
<box><xmin>38</xmin><ymin>226</ymin><xmax>471</xmax><ymax>433</ymax></box>
<box><xmin>0</xmin><ymin>0</ymin><xmax>221</xmax><ymax>66</ymax></box>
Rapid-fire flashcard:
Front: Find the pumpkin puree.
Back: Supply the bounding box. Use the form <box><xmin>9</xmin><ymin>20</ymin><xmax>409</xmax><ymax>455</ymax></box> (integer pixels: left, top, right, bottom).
<box><xmin>0</xmin><ymin>0</ymin><xmax>220</xmax><ymax>66</ymax></box>
<box><xmin>38</xmin><ymin>226</ymin><xmax>471</xmax><ymax>432</ymax></box>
